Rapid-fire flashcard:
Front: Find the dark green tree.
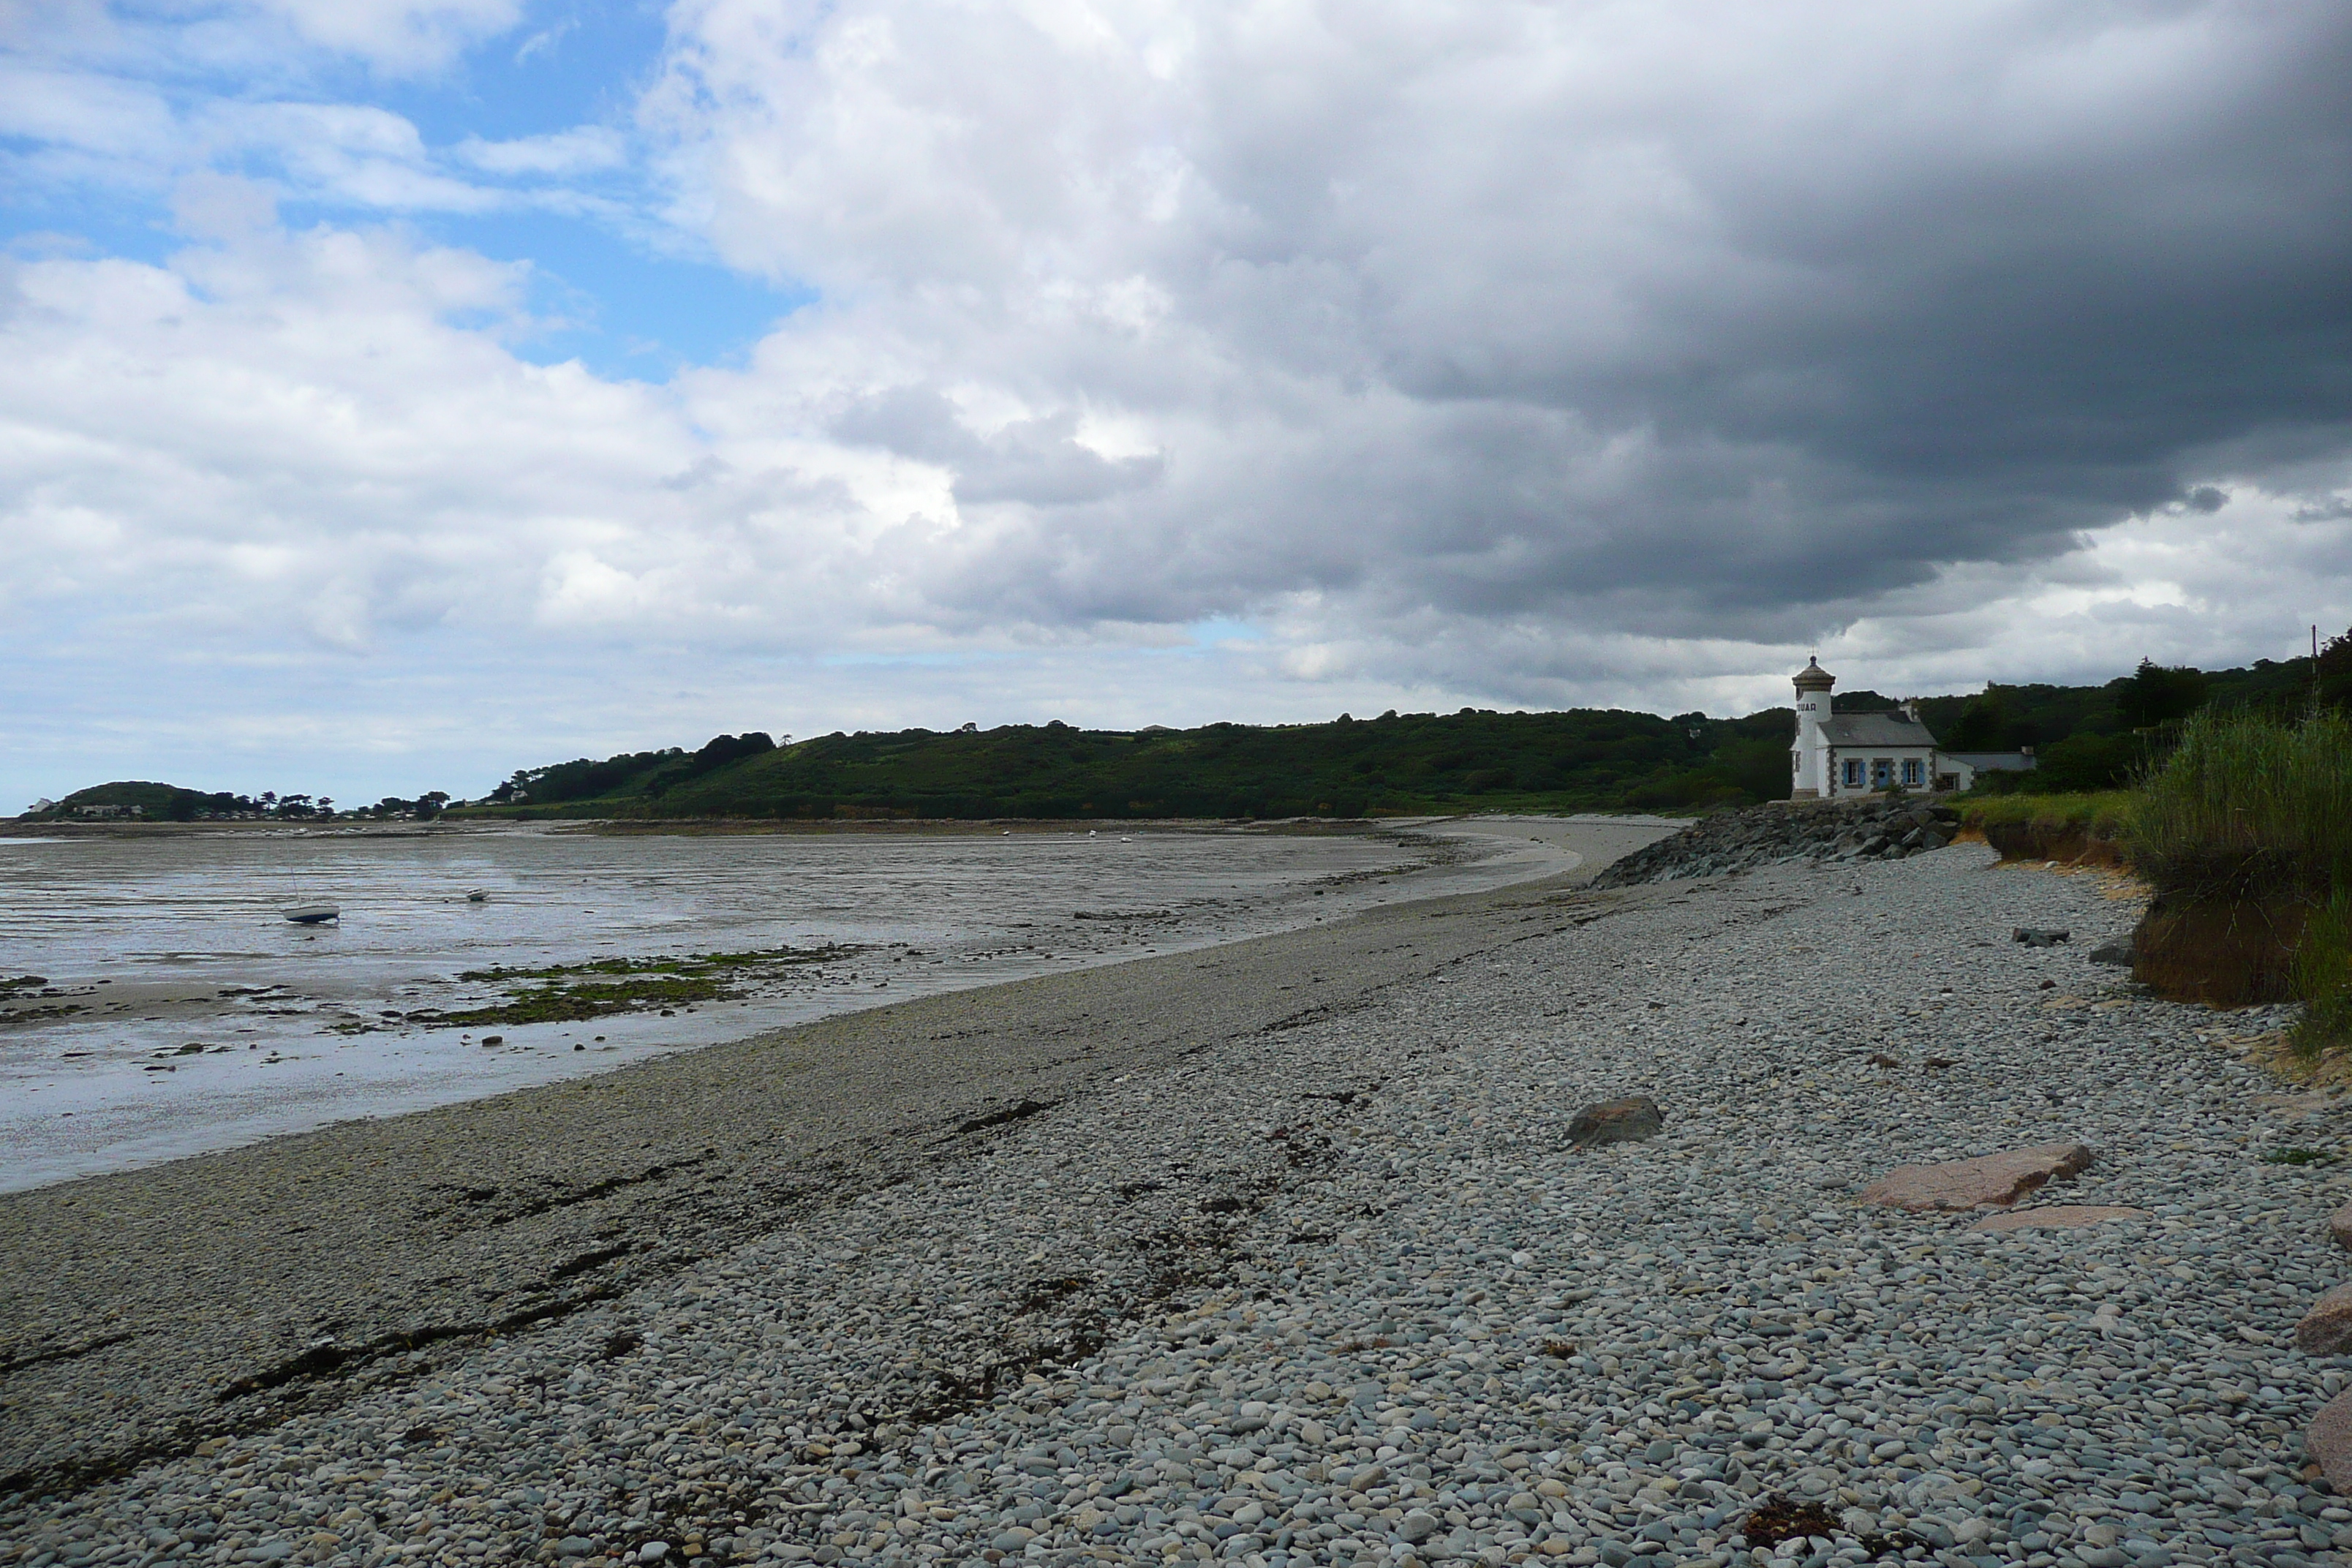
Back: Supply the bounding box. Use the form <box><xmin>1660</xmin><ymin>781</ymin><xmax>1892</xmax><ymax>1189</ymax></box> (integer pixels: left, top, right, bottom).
<box><xmin>2116</xmin><ymin>659</ymin><xmax>2209</xmax><ymax>729</ymax></box>
<box><xmin>2318</xmin><ymin>626</ymin><xmax>2352</xmax><ymax>713</ymax></box>
<box><xmin>1943</xmin><ymin>692</ymin><xmax>2013</xmax><ymax>751</ymax></box>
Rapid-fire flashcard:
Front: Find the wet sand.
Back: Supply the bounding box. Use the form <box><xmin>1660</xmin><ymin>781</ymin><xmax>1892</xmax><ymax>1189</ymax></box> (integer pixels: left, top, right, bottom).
<box><xmin>1</xmin><ymin>816</ymin><xmax>1606</xmax><ymax>1192</ymax></box>
<box><xmin>0</xmin><ymin>818</ymin><xmax>1672</xmax><ymax>1497</ymax></box>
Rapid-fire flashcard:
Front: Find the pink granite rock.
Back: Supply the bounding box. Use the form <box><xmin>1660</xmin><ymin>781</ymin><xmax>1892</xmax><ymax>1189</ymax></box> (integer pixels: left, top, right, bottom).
<box><xmin>2310</xmin><ymin>1389</ymin><xmax>2352</xmax><ymax>1493</ymax></box>
<box><xmin>2330</xmin><ymin>1201</ymin><xmax>2352</xmax><ymax>1252</ymax></box>
<box><xmin>2296</xmin><ymin>1282</ymin><xmax>2352</xmax><ymax>1356</ymax></box>
<box><xmin>1859</xmin><ymin>1142</ymin><xmax>2093</xmax><ymax>1212</ymax></box>
<box><xmin>1967</xmin><ymin>1205</ymin><xmax>2151</xmax><ymax>1233</ymax></box>
<box><xmin>1568</xmin><ymin>1096</ymin><xmax>1664</xmax><ymax>1148</ymax></box>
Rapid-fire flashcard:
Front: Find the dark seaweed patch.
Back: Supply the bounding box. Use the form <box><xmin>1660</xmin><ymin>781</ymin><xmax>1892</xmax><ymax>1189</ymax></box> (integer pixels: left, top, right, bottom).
<box><xmin>951</xmin><ymin>1098</ymin><xmax>1059</xmax><ymax>1134</ymax></box>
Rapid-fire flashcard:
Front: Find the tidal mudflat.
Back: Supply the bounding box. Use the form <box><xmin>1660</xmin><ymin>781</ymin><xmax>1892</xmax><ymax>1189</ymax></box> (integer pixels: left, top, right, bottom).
<box><xmin>0</xmin><ymin>816</ymin><xmax>1644</xmax><ymax>1191</ymax></box>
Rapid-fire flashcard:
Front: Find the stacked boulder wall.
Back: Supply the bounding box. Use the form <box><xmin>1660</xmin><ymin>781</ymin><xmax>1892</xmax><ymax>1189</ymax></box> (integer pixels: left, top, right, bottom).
<box><xmin>1592</xmin><ymin>798</ymin><xmax>1961</xmax><ymax>888</ymax></box>
<box><xmin>2129</xmin><ymin>894</ymin><xmax>2310</xmax><ymax>1007</ymax></box>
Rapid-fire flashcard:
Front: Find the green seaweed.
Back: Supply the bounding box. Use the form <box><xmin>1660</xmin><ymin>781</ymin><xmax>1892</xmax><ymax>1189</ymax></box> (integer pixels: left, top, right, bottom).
<box><xmin>369</xmin><ymin>943</ymin><xmax>867</xmax><ymax>1032</ymax></box>
<box><xmin>456</xmin><ymin>943</ymin><xmax>856</xmax><ymax>984</ymax></box>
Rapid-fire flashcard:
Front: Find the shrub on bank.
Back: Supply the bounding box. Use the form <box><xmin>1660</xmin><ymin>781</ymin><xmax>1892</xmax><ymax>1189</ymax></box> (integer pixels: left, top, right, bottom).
<box><xmin>2122</xmin><ymin>708</ymin><xmax>2352</xmax><ymax>1036</ymax></box>
<box><xmin>1956</xmin><ymin>791</ymin><xmax>2133</xmax><ymax>862</ymax></box>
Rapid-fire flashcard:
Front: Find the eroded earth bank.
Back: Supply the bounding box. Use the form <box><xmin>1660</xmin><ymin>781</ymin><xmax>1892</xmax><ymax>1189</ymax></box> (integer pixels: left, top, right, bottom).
<box><xmin>4</xmin><ymin>838</ymin><xmax>2348</xmax><ymax>1568</ymax></box>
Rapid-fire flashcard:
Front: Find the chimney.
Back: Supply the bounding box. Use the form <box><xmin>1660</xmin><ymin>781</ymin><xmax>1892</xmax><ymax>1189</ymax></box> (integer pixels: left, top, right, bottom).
<box><xmin>1901</xmin><ymin>699</ymin><xmax>1919</xmax><ymax>721</ymax></box>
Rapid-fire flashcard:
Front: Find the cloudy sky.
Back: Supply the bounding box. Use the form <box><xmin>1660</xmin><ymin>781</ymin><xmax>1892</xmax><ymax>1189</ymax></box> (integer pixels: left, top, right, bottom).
<box><xmin>4</xmin><ymin>1</ymin><xmax>2349</xmax><ymax>806</ymax></box>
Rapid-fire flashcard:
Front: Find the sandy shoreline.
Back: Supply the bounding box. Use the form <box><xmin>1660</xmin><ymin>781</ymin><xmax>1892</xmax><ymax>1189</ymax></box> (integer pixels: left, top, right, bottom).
<box><xmin>0</xmin><ymin>820</ymin><xmax>1668</xmax><ymax>1497</ymax></box>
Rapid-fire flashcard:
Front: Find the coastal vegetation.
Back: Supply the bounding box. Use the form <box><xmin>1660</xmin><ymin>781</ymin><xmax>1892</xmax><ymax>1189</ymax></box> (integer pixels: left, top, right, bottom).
<box><xmin>445</xmin><ymin>647</ymin><xmax>2329</xmax><ymax>823</ymax></box>
<box><xmin>2120</xmin><ymin>706</ymin><xmax>2352</xmax><ymax>1046</ymax></box>
<box><xmin>369</xmin><ymin>944</ymin><xmax>862</xmax><ymax>1031</ymax></box>
<box><xmin>1948</xmin><ymin>653</ymin><xmax>2317</xmax><ymax>794</ymax></box>
<box><xmin>464</xmin><ymin>709</ymin><xmax>1801</xmax><ymax>819</ymax></box>
<box><xmin>23</xmin><ymin>782</ymin><xmax>449</xmax><ymax>823</ymax></box>
<box><xmin>1954</xmin><ymin>791</ymin><xmax>2133</xmax><ymax>864</ymax></box>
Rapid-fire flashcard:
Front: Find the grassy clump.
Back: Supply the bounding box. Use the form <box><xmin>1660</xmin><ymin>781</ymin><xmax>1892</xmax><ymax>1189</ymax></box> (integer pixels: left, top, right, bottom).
<box><xmin>1959</xmin><ymin>791</ymin><xmax>2133</xmax><ymax>843</ymax></box>
<box><xmin>2126</xmin><ymin>707</ymin><xmax>2352</xmax><ymax>1055</ymax></box>
<box><xmin>2127</xmin><ymin>708</ymin><xmax>2352</xmax><ymax>902</ymax></box>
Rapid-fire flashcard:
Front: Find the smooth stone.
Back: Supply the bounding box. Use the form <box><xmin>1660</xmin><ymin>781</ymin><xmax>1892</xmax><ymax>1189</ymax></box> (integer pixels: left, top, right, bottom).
<box><xmin>2330</xmin><ymin>1202</ymin><xmax>2352</xmax><ymax>1252</ymax></box>
<box><xmin>1399</xmin><ymin>1510</ymin><xmax>1442</xmax><ymax>1544</ymax></box>
<box><xmin>1860</xmin><ymin>1142</ymin><xmax>2094</xmax><ymax>1211</ymax></box>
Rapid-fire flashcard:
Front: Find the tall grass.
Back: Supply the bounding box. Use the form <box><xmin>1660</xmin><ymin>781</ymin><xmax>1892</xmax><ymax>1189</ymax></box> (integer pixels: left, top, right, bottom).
<box><xmin>2126</xmin><ymin>707</ymin><xmax>2352</xmax><ymax>902</ymax></box>
<box><xmin>2127</xmin><ymin>707</ymin><xmax>2352</xmax><ymax>1054</ymax></box>
<box><xmin>2293</xmin><ymin>892</ymin><xmax>2352</xmax><ymax>1056</ymax></box>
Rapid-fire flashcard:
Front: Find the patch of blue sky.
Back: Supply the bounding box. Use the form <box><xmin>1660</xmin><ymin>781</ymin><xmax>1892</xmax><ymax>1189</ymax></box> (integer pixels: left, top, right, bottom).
<box><xmin>7</xmin><ymin>1</ymin><xmax>809</xmax><ymax>374</ymax></box>
<box><xmin>1186</xmin><ymin>618</ymin><xmax>1264</xmax><ymax>647</ymax></box>
<box><xmin>314</xmin><ymin>1</ymin><xmax>802</xmax><ymax>373</ymax></box>
<box><xmin>407</xmin><ymin>206</ymin><xmax>808</xmax><ymax>376</ymax></box>
<box><xmin>336</xmin><ymin>1</ymin><xmax>675</xmax><ymax>148</ymax></box>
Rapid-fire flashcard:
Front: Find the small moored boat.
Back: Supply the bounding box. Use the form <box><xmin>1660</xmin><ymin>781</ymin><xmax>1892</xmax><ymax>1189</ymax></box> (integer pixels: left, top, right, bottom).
<box><xmin>281</xmin><ymin>903</ymin><xmax>341</xmax><ymax>924</ymax></box>
<box><xmin>465</xmin><ymin>889</ymin><xmax>489</xmax><ymax>902</ymax></box>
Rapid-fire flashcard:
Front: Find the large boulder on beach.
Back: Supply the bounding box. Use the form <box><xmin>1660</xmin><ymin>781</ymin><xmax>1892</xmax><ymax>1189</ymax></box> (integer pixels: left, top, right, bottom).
<box><xmin>1860</xmin><ymin>1142</ymin><xmax>2093</xmax><ymax>1211</ymax></box>
<box><xmin>2296</xmin><ymin>1282</ymin><xmax>2352</xmax><ymax>1355</ymax></box>
<box><xmin>2329</xmin><ymin>1201</ymin><xmax>2352</xmax><ymax>1252</ymax></box>
<box><xmin>1568</xmin><ymin>1096</ymin><xmax>1664</xmax><ymax>1147</ymax></box>
<box><xmin>2310</xmin><ymin>1390</ymin><xmax>2352</xmax><ymax>1492</ymax></box>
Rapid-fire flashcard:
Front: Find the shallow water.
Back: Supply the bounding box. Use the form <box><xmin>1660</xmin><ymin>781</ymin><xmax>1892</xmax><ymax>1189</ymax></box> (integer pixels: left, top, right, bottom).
<box><xmin>0</xmin><ymin>820</ymin><xmax>1574</xmax><ymax>1190</ymax></box>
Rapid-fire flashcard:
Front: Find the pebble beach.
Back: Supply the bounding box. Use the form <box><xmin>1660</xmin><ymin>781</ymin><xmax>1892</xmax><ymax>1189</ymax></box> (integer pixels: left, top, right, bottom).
<box><xmin>5</xmin><ymin>834</ymin><xmax>2350</xmax><ymax>1568</ymax></box>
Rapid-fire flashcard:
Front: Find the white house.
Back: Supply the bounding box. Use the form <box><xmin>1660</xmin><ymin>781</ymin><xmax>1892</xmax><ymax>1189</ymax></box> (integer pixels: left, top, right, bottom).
<box><xmin>1790</xmin><ymin>659</ymin><xmax>1970</xmax><ymax>797</ymax></box>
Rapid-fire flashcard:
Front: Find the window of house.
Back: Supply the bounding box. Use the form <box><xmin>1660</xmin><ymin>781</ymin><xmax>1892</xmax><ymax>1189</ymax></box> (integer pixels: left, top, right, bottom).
<box><xmin>1902</xmin><ymin>758</ymin><xmax>1923</xmax><ymax>786</ymax></box>
<box><xmin>1870</xmin><ymin>758</ymin><xmax>1892</xmax><ymax>789</ymax></box>
<box><xmin>1842</xmin><ymin>758</ymin><xmax>1863</xmax><ymax>788</ymax></box>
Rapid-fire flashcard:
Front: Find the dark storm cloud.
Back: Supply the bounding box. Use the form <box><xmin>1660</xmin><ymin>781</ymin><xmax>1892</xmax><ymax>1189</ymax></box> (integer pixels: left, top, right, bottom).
<box><xmin>684</xmin><ymin>1</ymin><xmax>2352</xmax><ymax>646</ymax></box>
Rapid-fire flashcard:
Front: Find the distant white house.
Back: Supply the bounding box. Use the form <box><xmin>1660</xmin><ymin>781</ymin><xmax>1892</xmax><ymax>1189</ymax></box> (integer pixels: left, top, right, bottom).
<box><xmin>1788</xmin><ymin>659</ymin><xmax>2033</xmax><ymax>797</ymax></box>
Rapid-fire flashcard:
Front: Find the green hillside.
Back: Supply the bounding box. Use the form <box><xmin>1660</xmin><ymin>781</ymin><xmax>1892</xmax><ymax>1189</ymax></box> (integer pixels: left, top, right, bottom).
<box><xmin>463</xmin><ymin>707</ymin><xmax>1798</xmax><ymax>821</ymax></box>
<box><xmin>35</xmin><ymin>641</ymin><xmax>2330</xmax><ymax>825</ymax></box>
<box><xmin>454</xmin><ymin>641</ymin><xmax>2337</xmax><ymax>822</ymax></box>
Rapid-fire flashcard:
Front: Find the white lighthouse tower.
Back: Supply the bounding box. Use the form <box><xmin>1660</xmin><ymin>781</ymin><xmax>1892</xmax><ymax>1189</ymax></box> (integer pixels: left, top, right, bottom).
<box><xmin>1790</xmin><ymin>656</ymin><xmax>1835</xmax><ymax>799</ymax></box>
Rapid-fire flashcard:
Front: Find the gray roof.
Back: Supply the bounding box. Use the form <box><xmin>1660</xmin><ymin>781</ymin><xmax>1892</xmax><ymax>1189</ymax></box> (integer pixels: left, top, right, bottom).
<box><xmin>1818</xmin><ymin>712</ymin><xmax>1940</xmax><ymax>747</ymax></box>
<box><xmin>1944</xmin><ymin>750</ymin><xmax>2038</xmax><ymax>771</ymax></box>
